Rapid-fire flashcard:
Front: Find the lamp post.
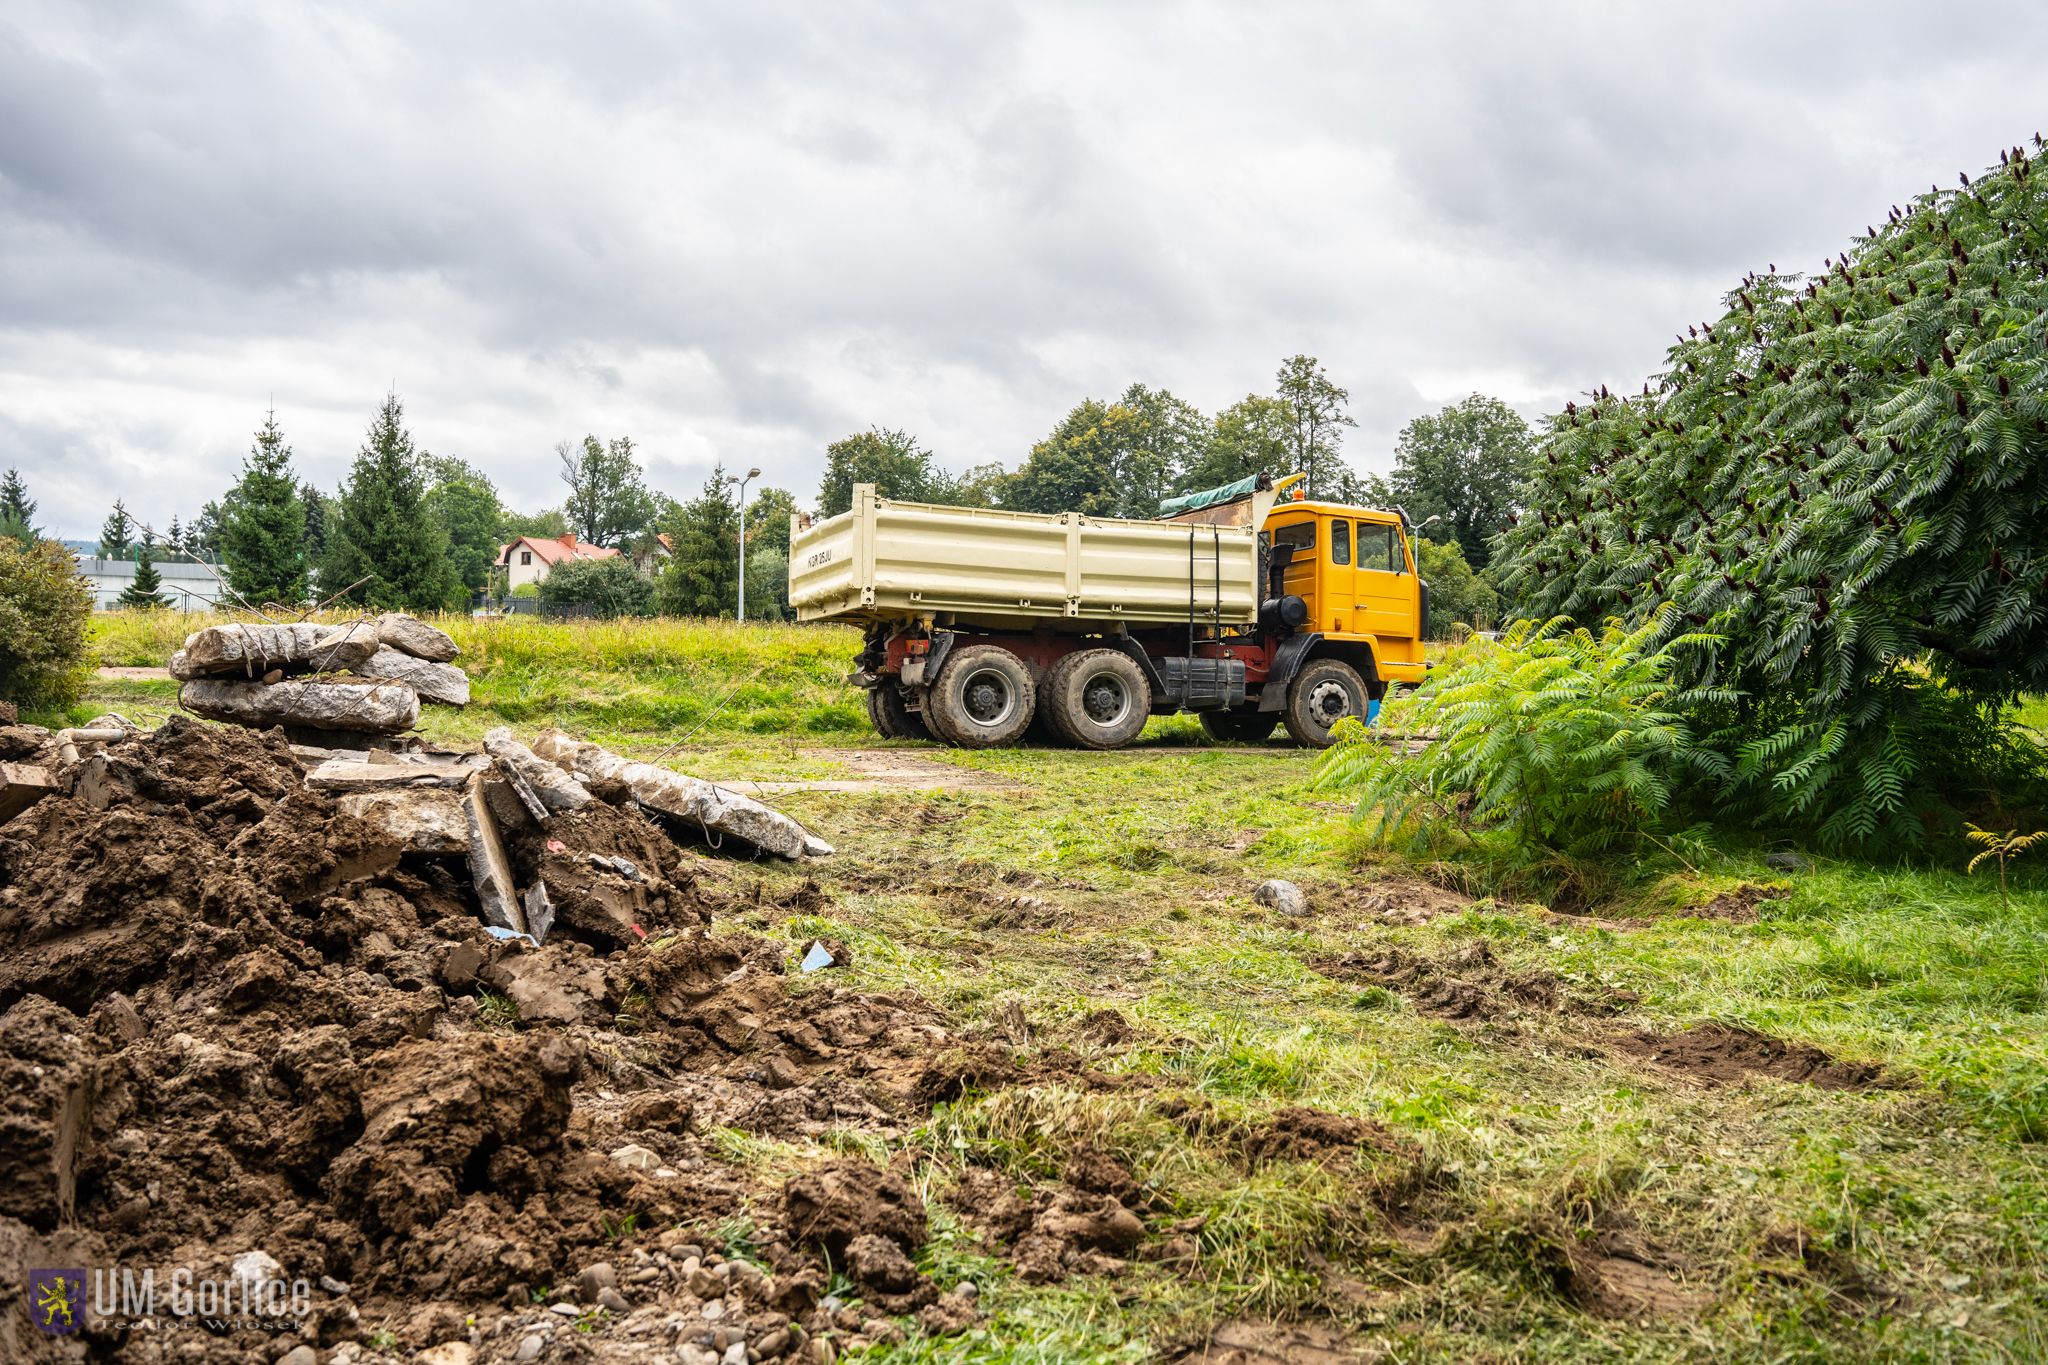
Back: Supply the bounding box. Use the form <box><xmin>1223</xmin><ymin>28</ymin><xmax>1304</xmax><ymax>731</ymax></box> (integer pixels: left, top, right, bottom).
<box><xmin>724</xmin><ymin>466</ymin><xmax>762</xmax><ymax>619</ymax></box>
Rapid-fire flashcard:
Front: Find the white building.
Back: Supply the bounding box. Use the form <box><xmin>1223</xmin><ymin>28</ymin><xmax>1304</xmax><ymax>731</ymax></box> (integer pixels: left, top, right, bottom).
<box><xmin>497</xmin><ymin>533</ymin><xmax>621</xmax><ymax>592</ymax></box>
<box><xmin>76</xmin><ymin>555</ymin><xmax>229</xmax><ymax>610</ymax></box>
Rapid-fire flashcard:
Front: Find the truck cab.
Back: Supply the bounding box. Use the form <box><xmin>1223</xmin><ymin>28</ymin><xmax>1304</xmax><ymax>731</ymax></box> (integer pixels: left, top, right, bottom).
<box><xmin>1265</xmin><ymin>501</ymin><xmax>1429</xmax><ymax>679</ymax></box>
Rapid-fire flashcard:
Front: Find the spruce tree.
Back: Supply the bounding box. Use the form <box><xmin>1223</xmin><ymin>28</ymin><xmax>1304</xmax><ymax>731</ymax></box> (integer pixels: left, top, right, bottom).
<box><xmin>116</xmin><ymin>541</ymin><xmax>171</xmax><ymax>609</ymax></box>
<box><xmin>165</xmin><ymin>515</ymin><xmax>184</xmax><ymax>556</ymax></box>
<box><xmin>300</xmin><ymin>484</ymin><xmax>330</xmax><ymax>574</ymax></box>
<box><xmin>0</xmin><ymin>468</ymin><xmax>37</xmax><ymax>542</ymax></box>
<box><xmin>97</xmin><ymin>500</ymin><xmax>134</xmax><ymax>558</ymax></box>
<box><xmin>221</xmin><ymin>410</ymin><xmax>309</xmax><ymax>606</ymax></box>
<box><xmin>656</xmin><ymin>464</ymin><xmax>738</xmax><ymax>617</ymax></box>
<box><xmin>319</xmin><ymin>394</ymin><xmax>454</xmax><ymax>611</ymax></box>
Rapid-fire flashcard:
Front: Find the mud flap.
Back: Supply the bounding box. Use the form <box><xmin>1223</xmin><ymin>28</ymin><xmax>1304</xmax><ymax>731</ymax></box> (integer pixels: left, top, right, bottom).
<box><xmin>1257</xmin><ymin>633</ymin><xmax>1323</xmax><ymax>713</ymax></box>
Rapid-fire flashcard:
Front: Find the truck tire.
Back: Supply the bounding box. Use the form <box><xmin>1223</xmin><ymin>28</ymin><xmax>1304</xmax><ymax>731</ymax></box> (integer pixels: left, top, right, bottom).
<box><xmin>1282</xmin><ymin>658</ymin><xmax>1368</xmax><ymax>748</ymax></box>
<box><xmin>865</xmin><ymin>685</ymin><xmax>931</xmax><ymax>741</ymax></box>
<box><xmin>1198</xmin><ymin>708</ymin><xmax>1278</xmax><ymax>744</ymax></box>
<box><xmin>927</xmin><ymin>645</ymin><xmax>1036</xmax><ymax>749</ymax></box>
<box><xmin>1042</xmin><ymin>648</ymin><xmax>1151</xmax><ymax>750</ymax></box>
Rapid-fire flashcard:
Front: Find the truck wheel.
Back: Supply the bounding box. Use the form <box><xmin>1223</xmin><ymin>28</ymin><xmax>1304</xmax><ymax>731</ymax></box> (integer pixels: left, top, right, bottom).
<box><xmin>1282</xmin><ymin>658</ymin><xmax>1368</xmax><ymax>748</ymax></box>
<box><xmin>1043</xmin><ymin>649</ymin><xmax>1151</xmax><ymax>750</ymax></box>
<box><xmin>865</xmin><ymin>685</ymin><xmax>931</xmax><ymax>741</ymax></box>
<box><xmin>927</xmin><ymin>645</ymin><xmax>1036</xmax><ymax>749</ymax></box>
<box><xmin>1198</xmin><ymin>709</ymin><xmax>1278</xmax><ymax>744</ymax></box>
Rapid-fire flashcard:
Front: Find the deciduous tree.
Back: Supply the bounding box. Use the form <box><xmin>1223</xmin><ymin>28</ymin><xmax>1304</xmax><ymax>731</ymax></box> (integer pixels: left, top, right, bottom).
<box><xmin>818</xmin><ymin>429</ymin><xmax>937</xmax><ymax>516</ymax></box>
<box><xmin>1390</xmin><ymin>394</ymin><xmax>1533</xmax><ymax>569</ymax></box>
<box><xmin>559</xmin><ymin>435</ymin><xmax>655</xmax><ymax>547</ymax></box>
<box><xmin>1275</xmin><ymin>355</ymin><xmax>1358</xmax><ymax>499</ymax></box>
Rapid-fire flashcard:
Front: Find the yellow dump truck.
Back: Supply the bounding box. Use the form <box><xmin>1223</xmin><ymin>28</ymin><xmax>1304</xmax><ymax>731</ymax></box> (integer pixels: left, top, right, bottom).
<box><xmin>788</xmin><ymin>475</ymin><xmax>1429</xmax><ymax>749</ymax></box>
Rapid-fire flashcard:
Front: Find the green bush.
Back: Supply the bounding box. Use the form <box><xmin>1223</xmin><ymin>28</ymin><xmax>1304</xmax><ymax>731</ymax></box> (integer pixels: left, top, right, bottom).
<box><xmin>1416</xmin><ymin>536</ymin><xmax>1499</xmax><ymax>635</ymax></box>
<box><xmin>0</xmin><ymin>536</ymin><xmax>93</xmax><ymax>706</ymax></box>
<box><xmin>1314</xmin><ymin>612</ymin><xmax>1725</xmax><ymax>862</ymax></box>
<box><xmin>509</xmin><ymin>582</ymin><xmax>539</xmax><ymax>599</ymax></box>
<box><xmin>537</xmin><ymin>557</ymin><xmax>653</xmax><ymax>617</ymax></box>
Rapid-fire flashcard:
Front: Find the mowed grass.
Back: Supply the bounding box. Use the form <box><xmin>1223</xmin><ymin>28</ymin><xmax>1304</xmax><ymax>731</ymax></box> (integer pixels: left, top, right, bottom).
<box><xmin>58</xmin><ymin>612</ymin><xmax>2048</xmax><ymax>1360</ymax></box>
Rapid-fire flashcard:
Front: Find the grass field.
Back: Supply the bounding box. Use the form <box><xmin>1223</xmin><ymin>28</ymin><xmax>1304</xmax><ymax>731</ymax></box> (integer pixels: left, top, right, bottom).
<box><xmin>50</xmin><ymin>612</ymin><xmax>2048</xmax><ymax>1360</ymax></box>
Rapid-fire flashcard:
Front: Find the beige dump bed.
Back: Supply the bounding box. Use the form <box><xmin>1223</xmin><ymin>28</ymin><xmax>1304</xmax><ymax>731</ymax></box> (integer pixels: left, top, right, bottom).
<box><xmin>789</xmin><ymin>484</ymin><xmax>1259</xmax><ymax>630</ymax></box>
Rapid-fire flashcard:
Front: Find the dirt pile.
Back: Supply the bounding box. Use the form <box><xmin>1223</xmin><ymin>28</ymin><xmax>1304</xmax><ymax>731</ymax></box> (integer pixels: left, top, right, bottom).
<box><xmin>1612</xmin><ymin>1022</ymin><xmax>1888</xmax><ymax>1091</ymax></box>
<box><xmin>0</xmin><ymin>718</ymin><xmax>1032</xmax><ymax>1362</ymax></box>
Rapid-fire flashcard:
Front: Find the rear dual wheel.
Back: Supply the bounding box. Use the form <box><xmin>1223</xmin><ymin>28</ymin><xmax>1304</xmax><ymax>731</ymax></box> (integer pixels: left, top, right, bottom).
<box><xmin>1042</xmin><ymin>648</ymin><xmax>1151</xmax><ymax>750</ymax></box>
<box><xmin>927</xmin><ymin>645</ymin><xmax>1037</xmax><ymax>749</ymax></box>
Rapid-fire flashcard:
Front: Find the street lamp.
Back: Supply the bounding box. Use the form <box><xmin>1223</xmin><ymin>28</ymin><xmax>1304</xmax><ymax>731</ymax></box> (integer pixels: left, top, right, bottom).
<box><xmin>724</xmin><ymin>466</ymin><xmax>762</xmax><ymax>619</ymax></box>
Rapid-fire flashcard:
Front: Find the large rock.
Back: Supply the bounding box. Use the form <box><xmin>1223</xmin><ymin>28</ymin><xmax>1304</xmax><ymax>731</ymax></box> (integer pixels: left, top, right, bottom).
<box><xmin>484</xmin><ymin>727</ymin><xmax>592</xmax><ymax>814</ymax></box>
<box><xmin>169</xmin><ymin>622</ymin><xmax>380</xmax><ymax>680</ymax></box>
<box><xmin>180</xmin><ymin>679</ymin><xmax>420</xmax><ymax>734</ymax></box>
<box><xmin>335</xmin><ymin>788</ymin><xmax>471</xmax><ymax>853</ymax></box>
<box><xmin>355</xmin><ymin>646</ymin><xmax>471</xmax><ymax>706</ymax></box>
<box><xmin>463</xmin><ymin>772</ymin><xmax>527</xmax><ymax>936</ymax></box>
<box><xmin>377</xmin><ymin>612</ymin><xmax>461</xmax><ymax>662</ymax></box>
<box><xmin>530</xmin><ymin>729</ymin><xmax>832</xmax><ymax>859</ymax></box>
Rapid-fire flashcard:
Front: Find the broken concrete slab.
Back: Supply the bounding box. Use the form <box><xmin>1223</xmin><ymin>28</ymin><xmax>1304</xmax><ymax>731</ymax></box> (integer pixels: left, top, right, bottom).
<box><xmin>463</xmin><ymin>772</ymin><xmax>527</xmax><ymax>936</ymax></box>
<box><xmin>335</xmin><ymin>788</ymin><xmax>470</xmax><ymax>854</ymax></box>
<box><xmin>181</xmin><ymin>679</ymin><xmax>420</xmax><ymax>734</ymax></box>
<box><xmin>354</xmin><ymin>646</ymin><xmax>470</xmax><ymax>706</ymax></box>
<box><xmin>522</xmin><ymin>882</ymin><xmax>556</xmax><ymax>945</ymax></box>
<box><xmin>0</xmin><ymin>763</ymin><xmax>54</xmax><ymax>825</ymax></box>
<box><xmin>377</xmin><ymin>612</ymin><xmax>461</xmax><ymax>662</ymax></box>
<box><xmin>530</xmin><ymin>729</ymin><xmax>832</xmax><ymax>859</ymax></box>
<box><xmin>484</xmin><ymin>728</ymin><xmax>593</xmax><ymax>815</ymax></box>
<box><xmin>498</xmin><ymin>759</ymin><xmax>549</xmax><ymax>824</ymax></box>
<box><xmin>304</xmin><ymin>760</ymin><xmax>469</xmax><ymax>792</ymax></box>
<box><xmin>169</xmin><ymin>622</ymin><xmax>381</xmax><ymax>680</ymax></box>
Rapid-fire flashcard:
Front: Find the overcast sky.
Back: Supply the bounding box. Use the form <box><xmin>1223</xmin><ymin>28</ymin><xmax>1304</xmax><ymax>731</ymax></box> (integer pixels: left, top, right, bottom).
<box><xmin>3</xmin><ymin>1</ymin><xmax>2043</xmax><ymax>539</ymax></box>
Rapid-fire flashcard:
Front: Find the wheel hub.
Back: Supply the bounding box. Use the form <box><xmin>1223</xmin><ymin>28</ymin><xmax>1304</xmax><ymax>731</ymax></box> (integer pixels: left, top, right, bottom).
<box><xmin>1307</xmin><ymin>678</ymin><xmax>1353</xmax><ymax>725</ymax></box>
<box><xmin>1081</xmin><ymin>673</ymin><xmax>1131</xmax><ymax>727</ymax></box>
<box><xmin>961</xmin><ymin>667</ymin><xmax>1017</xmax><ymax>727</ymax></box>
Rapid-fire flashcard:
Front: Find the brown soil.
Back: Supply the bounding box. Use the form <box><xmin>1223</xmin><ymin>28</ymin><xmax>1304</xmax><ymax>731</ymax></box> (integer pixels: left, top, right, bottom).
<box><xmin>0</xmin><ymin>718</ymin><xmax>1092</xmax><ymax>1361</ymax></box>
<box><xmin>1313</xmin><ymin>940</ymin><xmax>1630</xmax><ymax>1020</ymax></box>
<box><xmin>944</xmin><ymin>1152</ymin><xmax>1153</xmax><ymax>1285</ymax></box>
<box><xmin>1171</xmin><ymin>1318</ymin><xmax>1373</xmax><ymax>1363</ymax></box>
<box><xmin>1693</xmin><ymin>882</ymin><xmax>1790</xmax><ymax>923</ymax></box>
<box><xmin>1612</xmin><ymin>1022</ymin><xmax>1887</xmax><ymax>1091</ymax></box>
<box><xmin>1241</xmin><ymin>1106</ymin><xmax>1416</xmax><ymax>1166</ymax></box>
<box><xmin>1567</xmin><ymin>1231</ymin><xmax>1713</xmax><ymax>1321</ymax></box>
<box><xmin>1349</xmin><ymin>874</ymin><xmax>1476</xmax><ymax>925</ymax></box>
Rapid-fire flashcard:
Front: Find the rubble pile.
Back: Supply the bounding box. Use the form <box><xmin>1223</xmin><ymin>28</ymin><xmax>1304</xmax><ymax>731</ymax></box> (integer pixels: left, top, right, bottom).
<box><xmin>174</xmin><ymin>613</ymin><xmax>469</xmax><ymax>741</ymax></box>
<box><xmin>0</xmin><ymin>704</ymin><xmax>1156</xmax><ymax>1362</ymax></box>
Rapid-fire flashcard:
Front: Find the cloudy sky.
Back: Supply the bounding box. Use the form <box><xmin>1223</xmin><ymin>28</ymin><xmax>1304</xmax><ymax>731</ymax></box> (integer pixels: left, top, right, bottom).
<box><xmin>3</xmin><ymin>1</ymin><xmax>2043</xmax><ymax>539</ymax></box>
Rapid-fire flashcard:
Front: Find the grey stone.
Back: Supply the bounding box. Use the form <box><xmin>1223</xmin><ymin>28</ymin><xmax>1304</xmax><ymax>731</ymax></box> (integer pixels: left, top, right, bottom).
<box><xmin>376</xmin><ymin>612</ymin><xmax>461</xmax><ymax>662</ymax></box>
<box><xmin>180</xmin><ymin>678</ymin><xmax>419</xmax><ymax>734</ymax></box>
<box><xmin>463</xmin><ymin>772</ymin><xmax>528</xmax><ymax>936</ymax></box>
<box><xmin>485</xmin><ymin>728</ymin><xmax>593</xmax><ymax>814</ymax></box>
<box><xmin>677</xmin><ymin>1345</ymin><xmax>720</xmax><ymax>1365</ymax></box>
<box><xmin>611</xmin><ymin>1143</ymin><xmax>661</xmax><ymax>1171</ymax></box>
<box><xmin>318</xmin><ymin>1274</ymin><xmax>351</xmax><ymax>1295</ymax></box>
<box><xmin>276</xmin><ymin>1347</ymin><xmax>318</xmax><ymax>1365</ymax></box>
<box><xmin>170</xmin><ymin>622</ymin><xmax>381</xmax><ymax>680</ymax></box>
<box><xmin>722</xmin><ymin>1343</ymin><xmax>747</xmax><ymax>1365</ymax></box>
<box><xmin>336</xmin><ymin>788</ymin><xmax>470</xmax><ymax>854</ymax></box>
<box><xmin>530</xmin><ymin>729</ymin><xmax>831</xmax><ymax>859</ymax></box>
<box><xmin>1252</xmin><ymin>878</ymin><xmax>1309</xmax><ymax>916</ymax></box>
<box><xmin>515</xmin><ymin>1336</ymin><xmax>545</xmax><ymax>1362</ymax></box>
<box><xmin>355</xmin><ymin>646</ymin><xmax>470</xmax><ymax>705</ymax></box>
<box><xmin>306</xmin><ymin>760</ymin><xmax>468</xmax><ymax>792</ymax></box>
<box><xmin>597</xmin><ymin>1288</ymin><xmax>631</xmax><ymax>1314</ymax></box>
<box><xmin>577</xmin><ymin>1262</ymin><xmax>619</xmax><ymax>1303</ymax></box>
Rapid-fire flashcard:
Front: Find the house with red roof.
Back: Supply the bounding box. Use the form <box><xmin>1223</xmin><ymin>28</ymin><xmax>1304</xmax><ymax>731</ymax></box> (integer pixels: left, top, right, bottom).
<box><xmin>497</xmin><ymin>532</ymin><xmax>620</xmax><ymax>593</ymax></box>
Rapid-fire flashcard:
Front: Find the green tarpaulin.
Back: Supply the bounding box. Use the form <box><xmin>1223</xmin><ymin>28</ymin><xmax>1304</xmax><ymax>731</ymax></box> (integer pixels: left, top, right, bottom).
<box><xmin>1157</xmin><ymin>475</ymin><xmax>1261</xmax><ymax>518</ymax></box>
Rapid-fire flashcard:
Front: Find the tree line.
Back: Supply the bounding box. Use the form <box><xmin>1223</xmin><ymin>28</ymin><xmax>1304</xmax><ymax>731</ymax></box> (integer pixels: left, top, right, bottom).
<box><xmin>17</xmin><ymin>352</ymin><xmax>1539</xmax><ymax>629</ymax></box>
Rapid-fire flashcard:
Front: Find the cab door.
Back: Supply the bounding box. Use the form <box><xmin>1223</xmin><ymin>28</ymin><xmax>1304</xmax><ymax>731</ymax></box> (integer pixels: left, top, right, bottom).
<box><xmin>1354</xmin><ymin>519</ymin><xmax>1418</xmax><ymax>640</ymax></box>
<box><xmin>1268</xmin><ymin>515</ymin><xmax>1319</xmax><ymax>622</ymax></box>
<box><xmin>1323</xmin><ymin>516</ymin><xmax>1358</xmax><ymax>634</ymax></box>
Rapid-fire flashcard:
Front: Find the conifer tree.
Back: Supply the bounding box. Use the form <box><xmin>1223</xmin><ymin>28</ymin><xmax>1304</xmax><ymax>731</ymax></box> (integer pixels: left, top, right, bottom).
<box><xmin>319</xmin><ymin>395</ymin><xmax>453</xmax><ymax>610</ymax></box>
<box><xmin>656</xmin><ymin>464</ymin><xmax>738</xmax><ymax>617</ymax></box>
<box><xmin>221</xmin><ymin>410</ymin><xmax>309</xmax><ymax>606</ymax></box>
<box><xmin>0</xmin><ymin>468</ymin><xmax>37</xmax><ymax>542</ymax></box>
<box><xmin>116</xmin><ymin>540</ymin><xmax>171</xmax><ymax>609</ymax></box>
<box><xmin>97</xmin><ymin>500</ymin><xmax>134</xmax><ymax>558</ymax></box>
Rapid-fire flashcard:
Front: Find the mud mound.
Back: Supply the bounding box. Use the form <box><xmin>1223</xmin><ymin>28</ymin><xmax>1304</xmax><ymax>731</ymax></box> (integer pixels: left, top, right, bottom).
<box><xmin>1171</xmin><ymin>1319</ymin><xmax>1371</xmax><ymax>1363</ymax></box>
<box><xmin>946</xmin><ymin>1158</ymin><xmax>1152</xmax><ymax>1284</ymax></box>
<box><xmin>1313</xmin><ymin>941</ymin><xmax>1610</xmax><ymax>1020</ymax></box>
<box><xmin>1568</xmin><ymin>1234</ymin><xmax>1712</xmax><ymax>1321</ymax></box>
<box><xmin>1613</xmin><ymin>1022</ymin><xmax>1886</xmax><ymax>1090</ymax></box>
<box><xmin>0</xmin><ymin>719</ymin><xmax>1023</xmax><ymax>1358</ymax></box>
<box><xmin>1242</xmin><ymin>1106</ymin><xmax>1415</xmax><ymax>1165</ymax></box>
<box><xmin>1351</xmin><ymin>875</ymin><xmax>1475</xmax><ymax>926</ymax></box>
<box><xmin>1694</xmin><ymin>882</ymin><xmax>1789</xmax><ymax>923</ymax></box>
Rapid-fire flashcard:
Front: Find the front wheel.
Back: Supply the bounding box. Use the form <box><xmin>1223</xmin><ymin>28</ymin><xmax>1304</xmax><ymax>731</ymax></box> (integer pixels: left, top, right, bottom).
<box><xmin>927</xmin><ymin>644</ymin><xmax>1037</xmax><ymax>749</ymax></box>
<box><xmin>1282</xmin><ymin>658</ymin><xmax>1369</xmax><ymax>748</ymax></box>
<box><xmin>865</xmin><ymin>685</ymin><xmax>932</xmax><ymax>742</ymax></box>
<box><xmin>1198</xmin><ymin>708</ymin><xmax>1279</xmax><ymax>744</ymax></box>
